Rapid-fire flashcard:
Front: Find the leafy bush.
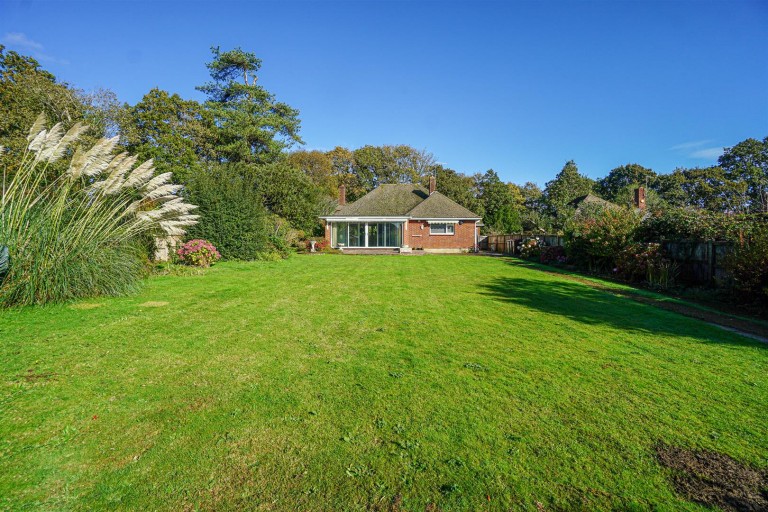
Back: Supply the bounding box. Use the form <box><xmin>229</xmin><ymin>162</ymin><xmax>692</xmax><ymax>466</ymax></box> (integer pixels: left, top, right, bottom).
<box><xmin>177</xmin><ymin>239</ymin><xmax>221</xmax><ymax>267</ymax></box>
<box><xmin>252</xmin><ymin>161</ymin><xmax>330</xmax><ymax>235</ymax></box>
<box><xmin>639</xmin><ymin>207</ymin><xmax>756</xmax><ymax>242</ymax></box>
<box><xmin>565</xmin><ymin>206</ymin><xmax>641</xmax><ymax>272</ymax></box>
<box><xmin>539</xmin><ymin>245</ymin><xmax>566</xmax><ymax>264</ymax></box>
<box><xmin>0</xmin><ymin>115</ymin><xmax>197</xmax><ymax>307</ymax></box>
<box><xmin>614</xmin><ymin>242</ymin><xmax>679</xmax><ymax>288</ymax></box>
<box><xmin>184</xmin><ymin>163</ymin><xmax>277</xmax><ymax>260</ymax></box>
<box><xmin>723</xmin><ymin>223</ymin><xmax>768</xmax><ymax>300</ymax></box>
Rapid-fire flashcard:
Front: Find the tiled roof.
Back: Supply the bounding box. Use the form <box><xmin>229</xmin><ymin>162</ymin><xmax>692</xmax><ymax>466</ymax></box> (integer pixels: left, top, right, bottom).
<box><xmin>329</xmin><ymin>184</ymin><xmax>480</xmax><ymax>219</ymax></box>
<box><xmin>568</xmin><ymin>193</ymin><xmax>615</xmax><ymax>209</ymax></box>
<box><xmin>332</xmin><ymin>184</ymin><xmax>428</xmax><ymax>216</ymax></box>
<box><xmin>407</xmin><ymin>191</ymin><xmax>481</xmax><ymax>219</ymax></box>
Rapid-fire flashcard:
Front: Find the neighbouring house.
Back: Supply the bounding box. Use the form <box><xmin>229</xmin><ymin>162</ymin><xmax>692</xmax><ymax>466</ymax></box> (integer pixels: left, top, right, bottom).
<box><xmin>320</xmin><ymin>176</ymin><xmax>482</xmax><ymax>253</ymax></box>
<box><xmin>569</xmin><ymin>187</ymin><xmax>648</xmax><ymax>214</ymax></box>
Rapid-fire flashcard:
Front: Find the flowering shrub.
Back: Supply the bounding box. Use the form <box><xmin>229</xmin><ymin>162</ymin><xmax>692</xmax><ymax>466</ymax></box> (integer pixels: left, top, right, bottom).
<box><xmin>177</xmin><ymin>239</ymin><xmax>221</xmax><ymax>267</ymax></box>
<box><xmin>540</xmin><ymin>245</ymin><xmax>566</xmax><ymax>265</ymax></box>
<box><xmin>519</xmin><ymin>238</ymin><xmax>542</xmax><ymax>260</ymax></box>
<box><xmin>306</xmin><ymin>239</ymin><xmax>330</xmax><ymax>252</ymax></box>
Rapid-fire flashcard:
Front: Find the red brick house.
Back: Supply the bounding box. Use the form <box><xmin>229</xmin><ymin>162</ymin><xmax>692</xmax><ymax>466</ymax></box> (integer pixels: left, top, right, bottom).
<box><xmin>320</xmin><ymin>177</ymin><xmax>481</xmax><ymax>253</ymax></box>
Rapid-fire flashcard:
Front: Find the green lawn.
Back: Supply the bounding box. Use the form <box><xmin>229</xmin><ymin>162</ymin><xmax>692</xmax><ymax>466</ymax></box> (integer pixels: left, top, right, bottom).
<box><xmin>1</xmin><ymin>255</ymin><xmax>766</xmax><ymax>511</ymax></box>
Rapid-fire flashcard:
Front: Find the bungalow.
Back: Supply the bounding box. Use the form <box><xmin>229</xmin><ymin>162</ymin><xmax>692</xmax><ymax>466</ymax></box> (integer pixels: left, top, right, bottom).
<box><xmin>320</xmin><ymin>177</ymin><xmax>482</xmax><ymax>253</ymax></box>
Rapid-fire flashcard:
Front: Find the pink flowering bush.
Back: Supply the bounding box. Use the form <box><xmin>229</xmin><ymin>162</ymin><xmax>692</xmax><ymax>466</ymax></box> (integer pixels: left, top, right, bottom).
<box><xmin>176</xmin><ymin>239</ymin><xmax>221</xmax><ymax>267</ymax></box>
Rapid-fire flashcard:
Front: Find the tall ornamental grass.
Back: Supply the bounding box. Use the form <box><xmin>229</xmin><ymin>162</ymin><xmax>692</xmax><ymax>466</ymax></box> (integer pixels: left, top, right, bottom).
<box><xmin>0</xmin><ymin>115</ymin><xmax>198</xmax><ymax>306</ymax></box>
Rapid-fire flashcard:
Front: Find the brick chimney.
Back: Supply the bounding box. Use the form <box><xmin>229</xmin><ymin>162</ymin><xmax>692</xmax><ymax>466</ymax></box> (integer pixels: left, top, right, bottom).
<box><xmin>634</xmin><ymin>187</ymin><xmax>646</xmax><ymax>210</ymax></box>
<box><xmin>429</xmin><ymin>175</ymin><xmax>436</xmax><ymax>195</ymax></box>
<box><xmin>338</xmin><ymin>184</ymin><xmax>346</xmax><ymax>206</ymax></box>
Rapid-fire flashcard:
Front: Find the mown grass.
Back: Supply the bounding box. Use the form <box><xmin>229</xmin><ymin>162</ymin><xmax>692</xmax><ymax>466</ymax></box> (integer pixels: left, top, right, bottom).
<box><xmin>0</xmin><ymin>255</ymin><xmax>766</xmax><ymax>511</ymax></box>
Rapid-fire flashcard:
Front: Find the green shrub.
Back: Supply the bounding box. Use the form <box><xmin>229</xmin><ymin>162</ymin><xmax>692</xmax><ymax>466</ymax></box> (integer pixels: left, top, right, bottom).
<box><xmin>615</xmin><ymin>242</ymin><xmax>679</xmax><ymax>289</ymax></box>
<box><xmin>639</xmin><ymin>207</ymin><xmax>756</xmax><ymax>242</ymax></box>
<box><xmin>184</xmin><ymin>163</ymin><xmax>276</xmax><ymax>260</ymax></box>
<box><xmin>724</xmin><ymin>223</ymin><xmax>768</xmax><ymax>301</ymax></box>
<box><xmin>0</xmin><ymin>115</ymin><xmax>198</xmax><ymax>307</ymax></box>
<box><xmin>565</xmin><ymin>206</ymin><xmax>641</xmax><ymax>272</ymax></box>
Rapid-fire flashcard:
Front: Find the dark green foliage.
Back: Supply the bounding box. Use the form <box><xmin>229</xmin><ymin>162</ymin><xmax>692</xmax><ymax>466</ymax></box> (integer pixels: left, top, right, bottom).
<box><xmin>724</xmin><ymin>223</ymin><xmax>768</xmax><ymax>300</ymax></box>
<box><xmin>638</xmin><ymin>207</ymin><xmax>758</xmax><ymax>242</ymax></box>
<box><xmin>0</xmin><ymin>46</ymin><xmax>83</xmax><ymax>172</ymax></box>
<box><xmin>429</xmin><ymin>165</ymin><xmax>484</xmax><ymax>218</ymax></box>
<box><xmin>475</xmin><ymin>170</ymin><xmax>523</xmax><ymax>233</ymax></box>
<box><xmin>352</xmin><ymin>145</ymin><xmax>435</xmax><ymax>189</ymax></box>
<box><xmin>184</xmin><ymin>163</ymin><xmax>275</xmax><ymax>260</ymax></box>
<box><xmin>1</xmin><ymin>229</ymin><xmax>145</xmax><ymax>307</ymax></box>
<box><xmin>287</xmin><ymin>150</ymin><xmax>337</xmax><ymax>197</ymax></box>
<box><xmin>544</xmin><ymin>160</ymin><xmax>595</xmax><ymax>223</ymax></box>
<box><xmin>252</xmin><ymin>161</ymin><xmax>330</xmax><ymax>234</ymax></box>
<box><xmin>121</xmin><ymin>88</ymin><xmax>215</xmax><ymax>184</ymax></box>
<box><xmin>565</xmin><ymin>205</ymin><xmax>642</xmax><ymax>272</ymax></box>
<box><xmin>718</xmin><ymin>137</ymin><xmax>768</xmax><ymax>213</ymax></box>
<box><xmin>661</xmin><ymin>167</ymin><xmax>746</xmax><ymax>212</ymax></box>
<box><xmin>197</xmin><ymin>47</ymin><xmax>302</xmax><ymax>164</ymax></box>
<box><xmin>596</xmin><ymin>164</ymin><xmax>657</xmax><ymax>201</ymax></box>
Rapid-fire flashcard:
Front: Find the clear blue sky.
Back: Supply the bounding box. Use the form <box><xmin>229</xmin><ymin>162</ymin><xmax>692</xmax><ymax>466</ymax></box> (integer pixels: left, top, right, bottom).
<box><xmin>2</xmin><ymin>0</ymin><xmax>766</xmax><ymax>185</ymax></box>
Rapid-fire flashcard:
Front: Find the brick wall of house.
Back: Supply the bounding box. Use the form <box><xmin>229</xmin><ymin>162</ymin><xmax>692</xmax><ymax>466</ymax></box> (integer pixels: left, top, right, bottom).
<box><xmin>323</xmin><ymin>220</ymin><xmax>478</xmax><ymax>251</ymax></box>
<box><xmin>406</xmin><ymin>220</ymin><xmax>476</xmax><ymax>251</ymax></box>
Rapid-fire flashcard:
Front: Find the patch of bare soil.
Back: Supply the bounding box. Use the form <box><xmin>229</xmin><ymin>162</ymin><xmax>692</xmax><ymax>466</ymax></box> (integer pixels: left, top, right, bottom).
<box><xmin>138</xmin><ymin>301</ymin><xmax>169</xmax><ymax>308</ymax></box>
<box><xmin>655</xmin><ymin>444</ymin><xmax>768</xmax><ymax>512</ymax></box>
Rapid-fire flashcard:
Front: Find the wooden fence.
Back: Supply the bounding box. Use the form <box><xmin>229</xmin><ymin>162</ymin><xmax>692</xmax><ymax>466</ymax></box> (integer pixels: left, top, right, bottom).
<box><xmin>481</xmin><ymin>234</ymin><xmax>565</xmax><ymax>255</ymax></box>
<box><xmin>662</xmin><ymin>240</ymin><xmax>731</xmax><ymax>285</ymax></box>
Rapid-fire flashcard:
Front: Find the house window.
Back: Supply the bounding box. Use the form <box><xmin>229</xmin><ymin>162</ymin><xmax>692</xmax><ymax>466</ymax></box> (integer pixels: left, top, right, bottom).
<box><xmin>429</xmin><ymin>223</ymin><xmax>455</xmax><ymax>235</ymax></box>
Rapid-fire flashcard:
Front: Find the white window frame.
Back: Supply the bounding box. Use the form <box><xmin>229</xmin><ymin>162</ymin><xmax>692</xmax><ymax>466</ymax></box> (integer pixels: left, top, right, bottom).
<box><xmin>429</xmin><ymin>223</ymin><xmax>455</xmax><ymax>235</ymax></box>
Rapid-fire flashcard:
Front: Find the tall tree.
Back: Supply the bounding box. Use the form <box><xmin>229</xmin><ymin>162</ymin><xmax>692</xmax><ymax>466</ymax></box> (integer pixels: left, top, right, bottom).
<box><xmin>543</xmin><ymin>160</ymin><xmax>595</xmax><ymax>221</ymax></box>
<box><xmin>121</xmin><ymin>88</ymin><xmax>215</xmax><ymax>184</ymax></box>
<box><xmin>326</xmin><ymin>146</ymin><xmax>366</xmax><ymax>201</ymax></box>
<box><xmin>352</xmin><ymin>145</ymin><xmax>434</xmax><ymax>189</ymax></box>
<box><xmin>655</xmin><ymin>166</ymin><xmax>746</xmax><ymax>212</ymax></box>
<box><xmin>0</xmin><ymin>46</ymin><xmax>83</xmax><ymax>170</ymax></box>
<box><xmin>475</xmin><ymin>170</ymin><xmax>523</xmax><ymax>233</ymax></box>
<box><xmin>252</xmin><ymin>161</ymin><xmax>330</xmax><ymax>234</ymax></box>
<box><xmin>425</xmin><ymin>165</ymin><xmax>484</xmax><ymax>217</ymax></box>
<box><xmin>287</xmin><ymin>150</ymin><xmax>336</xmax><ymax>197</ymax></box>
<box><xmin>197</xmin><ymin>46</ymin><xmax>302</xmax><ymax>164</ymax></box>
<box><xmin>718</xmin><ymin>136</ymin><xmax>768</xmax><ymax>213</ymax></box>
<box><xmin>596</xmin><ymin>163</ymin><xmax>657</xmax><ymax>201</ymax></box>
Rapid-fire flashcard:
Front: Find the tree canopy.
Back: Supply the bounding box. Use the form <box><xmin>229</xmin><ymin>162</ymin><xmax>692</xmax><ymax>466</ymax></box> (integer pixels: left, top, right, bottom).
<box><xmin>197</xmin><ymin>47</ymin><xmax>302</xmax><ymax>164</ymax></box>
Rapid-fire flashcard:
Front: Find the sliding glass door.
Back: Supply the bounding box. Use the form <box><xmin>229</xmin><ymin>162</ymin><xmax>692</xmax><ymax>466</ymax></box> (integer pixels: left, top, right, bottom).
<box><xmin>331</xmin><ymin>222</ymin><xmax>402</xmax><ymax>248</ymax></box>
<box><xmin>368</xmin><ymin>222</ymin><xmax>401</xmax><ymax>247</ymax></box>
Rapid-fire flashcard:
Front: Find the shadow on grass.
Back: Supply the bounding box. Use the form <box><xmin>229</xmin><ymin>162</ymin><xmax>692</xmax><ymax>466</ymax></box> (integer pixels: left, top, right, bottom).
<box><xmin>480</xmin><ymin>275</ymin><xmax>765</xmax><ymax>349</ymax></box>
